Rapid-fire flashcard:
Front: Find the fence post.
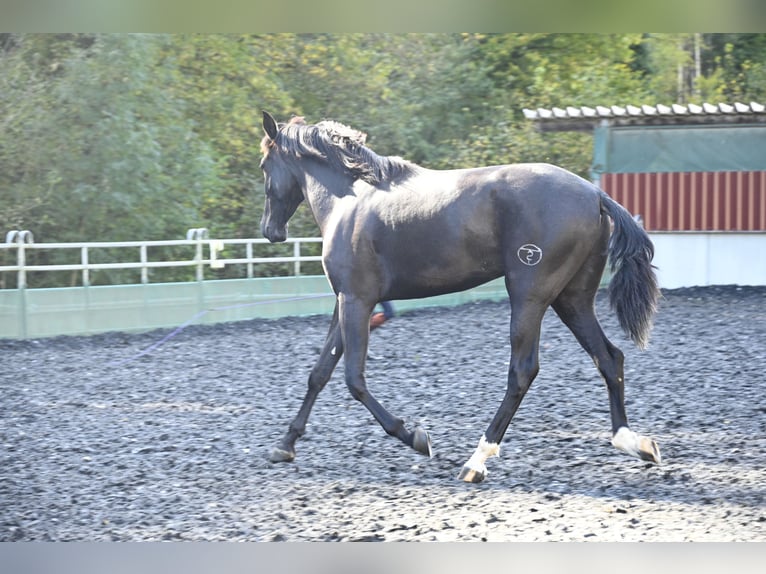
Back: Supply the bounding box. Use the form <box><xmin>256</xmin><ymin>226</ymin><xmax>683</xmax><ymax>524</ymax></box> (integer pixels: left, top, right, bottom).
<box><xmin>5</xmin><ymin>230</ymin><xmax>34</xmax><ymax>338</ymax></box>
<box><xmin>186</xmin><ymin>228</ymin><xmax>208</xmax><ymax>282</ymax></box>
<box><xmin>81</xmin><ymin>246</ymin><xmax>90</xmax><ymax>287</ymax></box>
<box><xmin>140</xmin><ymin>244</ymin><xmax>148</xmax><ymax>284</ymax></box>
<box><xmin>246</xmin><ymin>241</ymin><xmax>254</xmax><ymax>279</ymax></box>
<box><xmin>293</xmin><ymin>240</ymin><xmax>301</xmax><ymax>276</ymax></box>
<box><xmin>186</xmin><ymin>228</ymin><xmax>209</xmax><ymax>321</ymax></box>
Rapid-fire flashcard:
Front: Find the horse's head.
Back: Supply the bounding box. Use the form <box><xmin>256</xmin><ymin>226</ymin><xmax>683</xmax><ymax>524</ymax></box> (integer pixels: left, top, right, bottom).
<box><xmin>259</xmin><ymin>111</ymin><xmax>305</xmax><ymax>243</ymax></box>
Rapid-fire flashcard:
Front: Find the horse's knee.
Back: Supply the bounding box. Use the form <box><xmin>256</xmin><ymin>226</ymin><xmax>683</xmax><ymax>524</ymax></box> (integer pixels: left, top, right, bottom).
<box><xmin>307</xmin><ymin>369</ymin><xmax>328</xmax><ymax>391</ymax></box>
<box><xmin>526</xmin><ymin>360</ymin><xmax>540</xmax><ymax>383</ymax></box>
<box><xmin>306</xmin><ymin>353</ymin><xmax>340</xmax><ymax>395</ymax></box>
<box><xmin>345</xmin><ymin>376</ymin><xmax>368</xmax><ymax>403</ymax></box>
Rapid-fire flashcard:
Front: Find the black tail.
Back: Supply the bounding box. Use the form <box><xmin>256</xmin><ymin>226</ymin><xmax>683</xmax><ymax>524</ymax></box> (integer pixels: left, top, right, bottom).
<box><xmin>599</xmin><ymin>191</ymin><xmax>660</xmax><ymax>349</ymax></box>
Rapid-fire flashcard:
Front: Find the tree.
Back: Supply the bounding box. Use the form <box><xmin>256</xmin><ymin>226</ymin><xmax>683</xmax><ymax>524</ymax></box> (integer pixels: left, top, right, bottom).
<box><xmin>1</xmin><ymin>34</ymin><xmax>225</xmax><ymax>285</ymax></box>
<box><xmin>444</xmin><ymin>34</ymin><xmax>648</xmax><ymax>177</ymax></box>
<box><xmin>706</xmin><ymin>33</ymin><xmax>766</xmax><ymax>101</ymax></box>
<box><xmin>161</xmin><ymin>34</ymin><xmax>298</xmax><ymax>239</ymax></box>
<box><xmin>631</xmin><ymin>33</ymin><xmax>766</xmax><ymax>104</ymax></box>
<box><xmin>0</xmin><ymin>35</ymin><xmax>57</xmax><ymax>233</ymax></box>
<box><xmin>1</xmin><ymin>34</ymin><xmax>222</xmax><ymax>243</ymax></box>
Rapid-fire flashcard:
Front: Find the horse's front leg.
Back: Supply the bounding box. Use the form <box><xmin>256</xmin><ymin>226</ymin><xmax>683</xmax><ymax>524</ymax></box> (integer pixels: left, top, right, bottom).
<box><xmin>269</xmin><ymin>303</ymin><xmax>343</xmax><ymax>463</ymax></box>
<box><xmin>338</xmin><ymin>293</ymin><xmax>432</xmax><ymax>456</ymax></box>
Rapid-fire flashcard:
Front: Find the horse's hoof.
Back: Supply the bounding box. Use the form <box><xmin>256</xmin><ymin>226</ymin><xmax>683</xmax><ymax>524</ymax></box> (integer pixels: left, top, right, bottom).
<box><xmin>269</xmin><ymin>446</ymin><xmax>295</xmax><ymax>463</ymax></box>
<box><xmin>457</xmin><ymin>465</ymin><xmax>486</xmax><ymax>483</ymax></box>
<box><xmin>412</xmin><ymin>427</ymin><xmax>432</xmax><ymax>457</ymax></box>
<box><xmin>612</xmin><ymin>427</ymin><xmax>661</xmax><ymax>465</ymax></box>
<box><xmin>638</xmin><ymin>437</ymin><xmax>662</xmax><ymax>465</ymax></box>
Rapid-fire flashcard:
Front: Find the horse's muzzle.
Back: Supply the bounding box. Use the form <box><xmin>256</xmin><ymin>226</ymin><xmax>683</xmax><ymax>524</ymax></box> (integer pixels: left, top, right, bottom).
<box><xmin>262</xmin><ymin>222</ymin><xmax>287</xmax><ymax>243</ymax></box>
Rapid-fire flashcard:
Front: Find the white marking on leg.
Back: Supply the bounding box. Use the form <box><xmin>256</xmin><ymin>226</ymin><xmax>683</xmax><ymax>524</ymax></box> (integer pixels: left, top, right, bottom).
<box><xmin>331</xmin><ymin>346</ymin><xmax>336</xmax><ymax>356</ymax></box>
<box><xmin>463</xmin><ymin>434</ymin><xmax>500</xmax><ymax>476</ymax></box>
<box><xmin>612</xmin><ymin>426</ymin><xmax>661</xmax><ymax>464</ymax></box>
<box><xmin>611</xmin><ymin>427</ymin><xmax>642</xmax><ymax>457</ymax></box>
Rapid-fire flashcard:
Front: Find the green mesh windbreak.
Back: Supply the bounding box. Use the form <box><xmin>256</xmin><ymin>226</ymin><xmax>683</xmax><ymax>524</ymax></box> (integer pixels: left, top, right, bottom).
<box><xmin>606</xmin><ymin>125</ymin><xmax>766</xmax><ymax>173</ymax></box>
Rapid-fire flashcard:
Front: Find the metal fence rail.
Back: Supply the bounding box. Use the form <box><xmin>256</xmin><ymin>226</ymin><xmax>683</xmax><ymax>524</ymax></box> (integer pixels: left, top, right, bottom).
<box><xmin>1</xmin><ymin>229</ymin><xmax>323</xmax><ymax>288</ymax></box>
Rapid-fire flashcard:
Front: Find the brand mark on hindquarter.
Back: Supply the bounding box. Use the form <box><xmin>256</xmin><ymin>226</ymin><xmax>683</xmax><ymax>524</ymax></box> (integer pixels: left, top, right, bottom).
<box><xmin>517</xmin><ymin>244</ymin><xmax>543</xmax><ymax>266</ymax></box>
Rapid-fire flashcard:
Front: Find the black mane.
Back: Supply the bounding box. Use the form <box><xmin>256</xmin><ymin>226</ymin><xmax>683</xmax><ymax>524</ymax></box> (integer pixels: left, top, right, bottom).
<box><xmin>273</xmin><ymin>119</ymin><xmax>418</xmax><ymax>185</ymax></box>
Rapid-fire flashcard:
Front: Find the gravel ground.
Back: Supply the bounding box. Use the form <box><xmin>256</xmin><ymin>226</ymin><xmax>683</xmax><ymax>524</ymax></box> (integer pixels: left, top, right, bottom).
<box><xmin>1</xmin><ymin>285</ymin><xmax>764</xmax><ymax>541</ymax></box>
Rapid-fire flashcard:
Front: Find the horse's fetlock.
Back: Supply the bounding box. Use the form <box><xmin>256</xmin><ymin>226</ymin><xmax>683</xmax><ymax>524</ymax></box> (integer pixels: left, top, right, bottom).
<box><xmin>386</xmin><ymin>418</ymin><xmax>405</xmax><ymax>438</ymax></box>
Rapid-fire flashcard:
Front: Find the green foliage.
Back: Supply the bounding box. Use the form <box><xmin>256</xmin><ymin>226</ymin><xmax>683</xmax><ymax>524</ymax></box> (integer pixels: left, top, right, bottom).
<box><xmin>1</xmin><ymin>34</ymin><xmax>221</xmax><ymax>243</ymax></box>
<box><xmin>160</xmin><ymin>34</ymin><xmax>297</xmax><ymax>240</ymax></box>
<box><xmin>707</xmin><ymin>34</ymin><xmax>766</xmax><ymax>101</ymax></box>
<box><xmin>2</xmin><ymin>32</ymin><xmax>765</xmax><ymax>285</ymax></box>
<box><xmin>634</xmin><ymin>33</ymin><xmax>766</xmax><ymax>104</ymax></box>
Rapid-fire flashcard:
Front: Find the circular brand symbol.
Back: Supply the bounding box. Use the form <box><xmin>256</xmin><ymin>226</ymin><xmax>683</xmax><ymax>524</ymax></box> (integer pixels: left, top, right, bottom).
<box><xmin>517</xmin><ymin>244</ymin><xmax>543</xmax><ymax>266</ymax></box>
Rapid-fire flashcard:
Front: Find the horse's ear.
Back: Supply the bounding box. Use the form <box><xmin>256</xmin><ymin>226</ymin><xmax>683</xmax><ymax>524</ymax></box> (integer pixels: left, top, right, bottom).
<box><xmin>262</xmin><ymin>111</ymin><xmax>278</xmax><ymax>140</ymax></box>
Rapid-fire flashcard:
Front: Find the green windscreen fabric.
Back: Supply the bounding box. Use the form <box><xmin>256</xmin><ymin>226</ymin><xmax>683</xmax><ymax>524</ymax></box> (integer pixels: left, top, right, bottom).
<box><xmin>605</xmin><ymin>124</ymin><xmax>766</xmax><ymax>173</ymax></box>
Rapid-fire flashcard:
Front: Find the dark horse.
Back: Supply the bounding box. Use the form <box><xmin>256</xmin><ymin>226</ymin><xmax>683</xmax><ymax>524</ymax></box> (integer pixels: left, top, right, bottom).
<box><xmin>259</xmin><ymin>111</ymin><xmax>661</xmax><ymax>482</ymax></box>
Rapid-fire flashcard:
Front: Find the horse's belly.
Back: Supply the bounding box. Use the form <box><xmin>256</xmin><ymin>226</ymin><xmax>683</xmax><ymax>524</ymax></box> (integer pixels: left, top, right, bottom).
<box><xmin>389</xmin><ymin>265</ymin><xmax>502</xmax><ymax>300</ymax></box>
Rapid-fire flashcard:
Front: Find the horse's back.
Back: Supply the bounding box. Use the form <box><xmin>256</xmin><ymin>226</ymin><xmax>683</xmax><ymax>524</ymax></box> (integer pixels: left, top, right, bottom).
<box><xmin>457</xmin><ymin>162</ymin><xmax>597</xmax><ymax>200</ymax></box>
<box><xmin>450</xmin><ymin>162</ymin><xmax>602</xmax><ymax>231</ymax></box>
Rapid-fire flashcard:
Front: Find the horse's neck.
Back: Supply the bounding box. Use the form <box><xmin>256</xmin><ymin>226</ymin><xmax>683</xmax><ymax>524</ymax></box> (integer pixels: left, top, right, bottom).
<box><xmin>300</xmin><ymin>163</ymin><xmax>356</xmax><ymax>233</ymax></box>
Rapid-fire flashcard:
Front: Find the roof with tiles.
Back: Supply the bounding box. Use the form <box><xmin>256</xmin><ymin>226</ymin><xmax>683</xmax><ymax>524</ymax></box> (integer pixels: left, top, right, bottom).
<box><xmin>523</xmin><ymin>101</ymin><xmax>766</xmax><ymax>131</ymax></box>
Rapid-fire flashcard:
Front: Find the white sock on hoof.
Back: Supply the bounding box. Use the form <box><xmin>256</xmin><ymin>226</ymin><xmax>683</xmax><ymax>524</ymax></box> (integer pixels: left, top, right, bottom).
<box><xmin>611</xmin><ymin>427</ymin><xmax>647</xmax><ymax>459</ymax></box>
<box><xmin>463</xmin><ymin>434</ymin><xmax>500</xmax><ymax>474</ymax></box>
<box><xmin>612</xmin><ymin>426</ymin><xmax>661</xmax><ymax>463</ymax></box>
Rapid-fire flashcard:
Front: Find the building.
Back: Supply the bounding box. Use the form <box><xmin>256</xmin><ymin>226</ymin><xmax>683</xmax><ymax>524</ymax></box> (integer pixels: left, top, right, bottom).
<box><xmin>524</xmin><ymin>101</ymin><xmax>766</xmax><ymax>287</ymax></box>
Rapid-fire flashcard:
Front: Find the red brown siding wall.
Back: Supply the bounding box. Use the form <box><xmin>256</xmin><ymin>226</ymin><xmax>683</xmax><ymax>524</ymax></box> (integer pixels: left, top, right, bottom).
<box><xmin>602</xmin><ymin>171</ymin><xmax>766</xmax><ymax>231</ymax></box>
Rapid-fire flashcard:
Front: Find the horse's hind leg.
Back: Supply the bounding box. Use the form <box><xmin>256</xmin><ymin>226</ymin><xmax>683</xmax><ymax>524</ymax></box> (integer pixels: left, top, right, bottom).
<box><xmin>269</xmin><ymin>303</ymin><xmax>344</xmax><ymax>463</ymax></box>
<box><xmin>458</xmin><ymin>297</ymin><xmax>547</xmax><ymax>483</ymax></box>
<box><xmin>552</xmin><ymin>288</ymin><xmax>661</xmax><ymax>465</ymax></box>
